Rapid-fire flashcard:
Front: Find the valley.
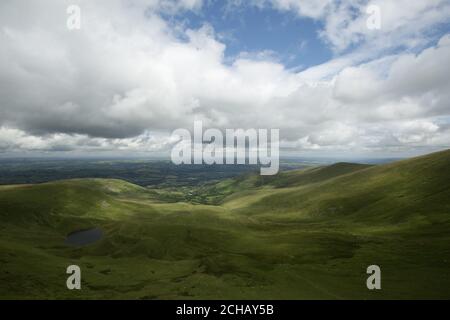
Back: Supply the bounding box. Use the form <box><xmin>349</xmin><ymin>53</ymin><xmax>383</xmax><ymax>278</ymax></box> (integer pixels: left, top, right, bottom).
<box><xmin>1</xmin><ymin>150</ymin><xmax>450</xmax><ymax>299</ymax></box>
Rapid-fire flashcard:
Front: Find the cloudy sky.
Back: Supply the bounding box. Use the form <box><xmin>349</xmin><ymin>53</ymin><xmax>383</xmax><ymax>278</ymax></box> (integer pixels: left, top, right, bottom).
<box><xmin>1</xmin><ymin>0</ymin><xmax>450</xmax><ymax>158</ymax></box>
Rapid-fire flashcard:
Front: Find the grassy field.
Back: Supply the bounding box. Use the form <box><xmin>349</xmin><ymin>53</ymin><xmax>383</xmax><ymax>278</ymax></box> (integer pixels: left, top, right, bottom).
<box><xmin>1</xmin><ymin>150</ymin><xmax>450</xmax><ymax>299</ymax></box>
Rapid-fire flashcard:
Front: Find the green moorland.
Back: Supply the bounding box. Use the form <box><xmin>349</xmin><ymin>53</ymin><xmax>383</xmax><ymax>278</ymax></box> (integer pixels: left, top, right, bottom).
<box><xmin>1</xmin><ymin>150</ymin><xmax>450</xmax><ymax>299</ymax></box>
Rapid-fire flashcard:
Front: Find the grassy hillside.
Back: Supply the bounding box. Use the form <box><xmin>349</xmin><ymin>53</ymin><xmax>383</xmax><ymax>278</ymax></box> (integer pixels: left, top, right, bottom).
<box><xmin>255</xmin><ymin>162</ymin><xmax>373</xmax><ymax>188</ymax></box>
<box><xmin>166</xmin><ymin>162</ymin><xmax>371</xmax><ymax>205</ymax></box>
<box><xmin>1</xmin><ymin>150</ymin><xmax>450</xmax><ymax>299</ymax></box>
<box><xmin>248</xmin><ymin>149</ymin><xmax>450</xmax><ymax>224</ymax></box>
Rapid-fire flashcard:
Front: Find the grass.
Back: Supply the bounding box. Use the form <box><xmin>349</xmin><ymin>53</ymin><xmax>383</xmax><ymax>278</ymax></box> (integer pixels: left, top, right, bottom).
<box><xmin>1</xmin><ymin>150</ymin><xmax>450</xmax><ymax>299</ymax></box>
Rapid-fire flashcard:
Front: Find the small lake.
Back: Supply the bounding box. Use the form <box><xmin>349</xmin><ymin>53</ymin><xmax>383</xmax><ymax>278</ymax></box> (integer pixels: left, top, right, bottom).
<box><xmin>65</xmin><ymin>228</ymin><xmax>103</xmax><ymax>246</ymax></box>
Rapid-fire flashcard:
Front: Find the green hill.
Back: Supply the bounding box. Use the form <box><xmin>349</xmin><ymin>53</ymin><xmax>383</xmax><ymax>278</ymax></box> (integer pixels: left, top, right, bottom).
<box><xmin>182</xmin><ymin>162</ymin><xmax>371</xmax><ymax>205</ymax></box>
<box><xmin>1</xmin><ymin>150</ymin><xmax>450</xmax><ymax>299</ymax></box>
<box><xmin>247</xmin><ymin>149</ymin><xmax>450</xmax><ymax>224</ymax></box>
<box><xmin>255</xmin><ymin>162</ymin><xmax>373</xmax><ymax>188</ymax></box>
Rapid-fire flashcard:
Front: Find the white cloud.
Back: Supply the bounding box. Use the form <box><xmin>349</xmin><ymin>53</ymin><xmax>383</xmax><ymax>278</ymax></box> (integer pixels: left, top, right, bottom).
<box><xmin>0</xmin><ymin>0</ymin><xmax>449</xmax><ymax>156</ymax></box>
<box><xmin>248</xmin><ymin>0</ymin><xmax>450</xmax><ymax>53</ymax></box>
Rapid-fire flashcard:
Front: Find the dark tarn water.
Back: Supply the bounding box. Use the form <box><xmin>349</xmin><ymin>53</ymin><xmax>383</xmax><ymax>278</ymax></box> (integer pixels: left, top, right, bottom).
<box><xmin>65</xmin><ymin>228</ymin><xmax>103</xmax><ymax>246</ymax></box>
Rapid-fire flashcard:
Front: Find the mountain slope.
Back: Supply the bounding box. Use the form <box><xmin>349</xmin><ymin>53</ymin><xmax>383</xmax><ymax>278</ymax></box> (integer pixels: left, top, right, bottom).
<box><xmin>244</xmin><ymin>149</ymin><xmax>450</xmax><ymax>227</ymax></box>
<box><xmin>1</xmin><ymin>150</ymin><xmax>450</xmax><ymax>299</ymax></box>
<box><xmin>0</xmin><ymin>179</ymin><xmax>146</xmax><ymax>232</ymax></box>
<box><xmin>188</xmin><ymin>162</ymin><xmax>372</xmax><ymax>205</ymax></box>
<box><xmin>256</xmin><ymin>162</ymin><xmax>373</xmax><ymax>188</ymax></box>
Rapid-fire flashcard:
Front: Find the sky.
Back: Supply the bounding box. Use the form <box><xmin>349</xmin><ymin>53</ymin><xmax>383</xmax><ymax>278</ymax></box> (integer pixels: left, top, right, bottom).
<box><xmin>1</xmin><ymin>0</ymin><xmax>450</xmax><ymax>158</ymax></box>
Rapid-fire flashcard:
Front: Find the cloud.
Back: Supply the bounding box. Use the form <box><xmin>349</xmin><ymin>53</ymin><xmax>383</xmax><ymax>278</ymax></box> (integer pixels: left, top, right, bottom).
<box><xmin>249</xmin><ymin>0</ymin><xmax>334</xmax><ymax>19</ymax></box>
<box><xmin>0</xmin><ymin>127</ymin><xmax>177</xmax><ymax>154</ymax></box>
<box><xmin>0</xmin><ymin>0</ymin><xmax>449</xmax><ymax>156</ymax></box>
<box><xmin>245</xmin><ymin>0</ymin><xmax>450</xmax><ymax>53</ymax></box>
